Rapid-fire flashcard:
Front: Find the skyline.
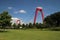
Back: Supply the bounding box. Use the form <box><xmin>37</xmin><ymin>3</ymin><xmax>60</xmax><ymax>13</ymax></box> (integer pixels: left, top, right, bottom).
<box><xmin>0</xmin><ymin>0</ymin><xmax>60</xmax><ymax>24</ymax></box>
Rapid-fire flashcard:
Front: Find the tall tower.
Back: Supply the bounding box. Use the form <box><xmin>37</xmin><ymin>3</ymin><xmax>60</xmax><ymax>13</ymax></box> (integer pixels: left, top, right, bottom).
<box><xmin>34</xmin><ymin>7</ymin><xmax>44</xmax><ymax>24</ymax></box>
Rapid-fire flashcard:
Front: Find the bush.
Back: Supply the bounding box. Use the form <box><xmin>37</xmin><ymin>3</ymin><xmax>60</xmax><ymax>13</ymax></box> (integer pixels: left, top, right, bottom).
<box><xmin>50</xmin><ymin>27</ymin><xmax>60</xmax><ymax>31</ymax></box>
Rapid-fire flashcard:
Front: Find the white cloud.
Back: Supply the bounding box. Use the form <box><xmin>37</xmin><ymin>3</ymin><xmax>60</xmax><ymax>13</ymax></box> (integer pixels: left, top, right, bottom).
<box><xmin>11</xmin><ymin>18</ymin><xmax>19</xmax><ymax>20</ymax></box>
<box><xmin>19</xmin><ymin>10</ymin><xmax>26</xmax><ymax>13</ymax></box>
<box><xmin>8</xmin><ymin>7</ymin><xmax>12</xmax><ymax>9</ymax></box>
<box><xmin>14</xmin><ymin>10</ymin><xmax>26</xmax><ymax>14</ymax></box>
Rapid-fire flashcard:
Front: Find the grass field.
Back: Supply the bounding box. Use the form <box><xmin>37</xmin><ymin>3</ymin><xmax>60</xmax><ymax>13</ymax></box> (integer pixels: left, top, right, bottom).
<box><xmin>0</xmin><ymin>29</ymin><xmax>60</xmax><ymax>40</ymax></box>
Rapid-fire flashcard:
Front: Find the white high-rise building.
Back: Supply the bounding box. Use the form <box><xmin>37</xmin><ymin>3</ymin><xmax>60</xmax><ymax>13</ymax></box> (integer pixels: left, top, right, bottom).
<box><xmin>11</xmin><ymin>18</ymin><xmax>24</xmax><ymax>25</ymax></box>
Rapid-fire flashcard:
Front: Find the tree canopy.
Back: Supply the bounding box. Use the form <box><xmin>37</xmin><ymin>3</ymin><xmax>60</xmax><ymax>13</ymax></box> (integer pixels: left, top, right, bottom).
<box><xmin>44</xmin><ymin>12</ymin><xmax>60</xmax><ymax>27</ymax></box>
<box><xmin>0</xmin><ymin>11</ymin><xmax>11</xmax><ymax>28</ymax></box>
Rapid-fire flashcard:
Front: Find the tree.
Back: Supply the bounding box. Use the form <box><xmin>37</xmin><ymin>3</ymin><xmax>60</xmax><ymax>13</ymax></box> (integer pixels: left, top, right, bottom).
<box><xmin>13</xmin><ymin>23</ymin><xmax>16</xmax><ymax>29</ymax></box>
<box><xmin>44</xmin><ymin>12</ymin><xmax>60</xmax><ymax>27</ymax></box>
<box><xmin>32</xmin><ymin>23</ymin><xmax>35</xmax><ymax>28</ymax></box>
<box><xmin>25</xmin><ymin>24</ymin><xmax>29</xmax><ymax>28</ymax></box>
<box><xmin>0</xmin><ymin>11</ymin><xmax>11</xmax><ymax>29</ymax></box>
<box><xmin>35</xmin><ymin>23</ymin><xmax>45</xmax><ymax>29</ymax></box>
<box><xmin>35</xmin><ymin>23</ymin><xmax>39</xmax><ymax>29</ymax></box>
<box><xmin>22</xmin><ymin>24</ymin><xmax>25</xmax><ymax>28</ymax></box>
<box><xmin>17</xmin><ymin>24</ymin><xmax>21</xmax><ymax>29</ymax></box>
<box><xmin>28</xmin><ymin>23</ymin><xmax>33</xmax><ymax>28</ymax></box>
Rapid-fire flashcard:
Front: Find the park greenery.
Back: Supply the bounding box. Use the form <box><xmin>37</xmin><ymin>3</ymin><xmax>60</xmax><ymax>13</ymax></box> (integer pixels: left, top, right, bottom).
<box><xmin>0</xmin><ymin>29</ymin><xmax>60</xmax><ymax>40</ymax></box>
<box><xmin>0</xmin><ymin>11</ymin><xmax>60</xmax><ymax>31</ymax></box>
<box><xmin>0</xmin><ymin>11</ymin><xmax>60</xmax><ymax>40</ymax></box>
<box><xmin>0</xmin><ymin>11</ymin><xmax>11</xmax><ymax>29</ymax></box>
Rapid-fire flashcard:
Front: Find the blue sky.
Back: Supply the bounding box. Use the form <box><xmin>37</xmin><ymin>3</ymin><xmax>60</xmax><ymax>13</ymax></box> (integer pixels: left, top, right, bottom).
<box><xmin>0</xmin><ymin>0</ymin><xmax>60</xmax><ymax>24</ymax></box>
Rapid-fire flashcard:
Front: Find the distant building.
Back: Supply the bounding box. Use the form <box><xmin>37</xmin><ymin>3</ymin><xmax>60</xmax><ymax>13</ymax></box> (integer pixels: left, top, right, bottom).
<box><xmin>11</xmin><ymin>18</ymin><xmax>24</xmax><ymax>25</ymax></box>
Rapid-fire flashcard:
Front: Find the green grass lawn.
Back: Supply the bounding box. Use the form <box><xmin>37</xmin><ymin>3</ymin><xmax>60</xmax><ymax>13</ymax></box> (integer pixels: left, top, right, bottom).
<box><xmin>0</xmin><ymin>29</ymin><xmax>60</xmax><ymax>40</ymax></box>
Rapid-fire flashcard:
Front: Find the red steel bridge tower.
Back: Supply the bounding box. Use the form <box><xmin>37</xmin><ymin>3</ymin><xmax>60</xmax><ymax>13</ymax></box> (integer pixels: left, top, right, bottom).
<box><xmin>34</xmin><ymin>7</ymin><xmax>44</xmax><ymax>24</ymax></box>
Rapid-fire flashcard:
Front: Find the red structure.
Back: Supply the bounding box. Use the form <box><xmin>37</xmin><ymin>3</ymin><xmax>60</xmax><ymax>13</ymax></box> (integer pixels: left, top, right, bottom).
<box><xmin>34</xmin><ymin>7</ymin><xmax>44</xmax><ymax>24</ymax></box>
<box><xmin>16</xmin><ymin>20</ymin><xmax>20</xmax><ymax>24</ymax></box>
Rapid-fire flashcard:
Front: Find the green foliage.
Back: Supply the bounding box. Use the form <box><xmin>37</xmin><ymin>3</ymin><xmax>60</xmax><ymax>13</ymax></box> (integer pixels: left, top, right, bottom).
<box><xmin>25</xmin><ymin>24</ymin><xmax>29</xmax><ymax>28</ymax></box>
<box><xmin>28</xmin><ymin>23</ymin><xmax>33</xmax><ymax>28</ymax></box>
<box><xmin>13</xmin><ymin>23</ymin><xmax>21</xmax><ymax>29</ymax></box>
<box><xmin>17</xmin><ymin>24</ymin><xmax>21</xmax><ymax>29</ymax></box>
<box><xmin>22</xmin><ymin>24</ymin><xmax>25</xmax><ymax>28</ymax></box>
<box><xmin>48</xmin><ymin>27</ymin><xmax>60</xmax><ymax>31</ymax></box>
<box><xmin>44</xmin><ymin>12</ymin><xmax>60</xmax><ymax>27</ymax></box>
<box><xmin>0</xmin><ymin>11</ymin><xmax>11</xmax><ymax>29</ymax></box>
<box><xmin>13</xmin><ymin>23</ymin><xmax>17</xmax><ymax>29</ymax></box>
<box><xmin>0</xmin><ymin>29</ymin><xmax>60</xmax><ymax>40</ymax></box>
